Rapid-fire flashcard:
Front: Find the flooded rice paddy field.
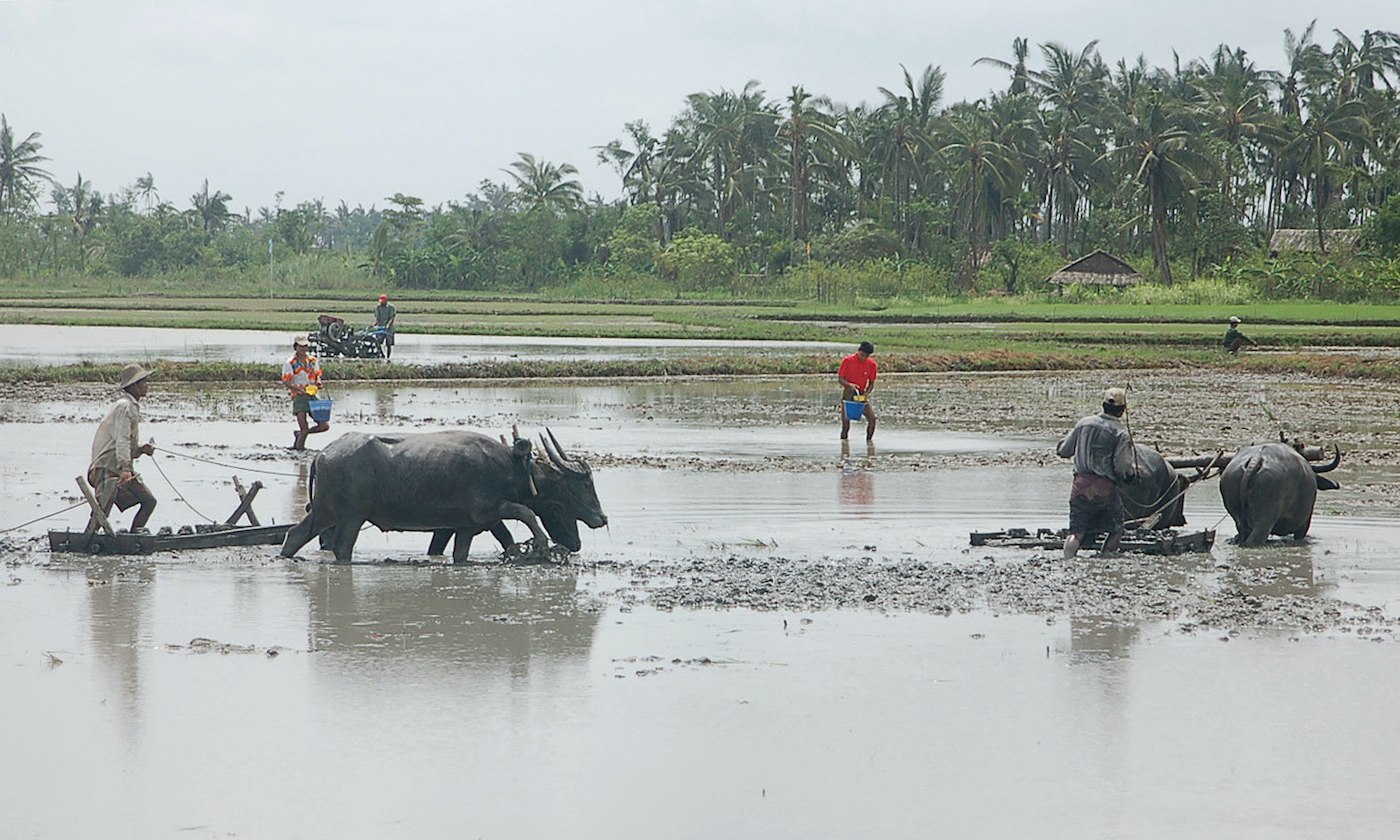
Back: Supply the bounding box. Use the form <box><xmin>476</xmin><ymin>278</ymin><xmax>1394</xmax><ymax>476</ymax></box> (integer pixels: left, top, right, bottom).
<box><xmin>0</xmin><ymin>323</ymin><xmax>846</xmax><ymax>367</ymax></box>
<box><xmin>4</xmin><ymin>367</ymin><xmax>1400</xmax><ymax>837</ymax></box>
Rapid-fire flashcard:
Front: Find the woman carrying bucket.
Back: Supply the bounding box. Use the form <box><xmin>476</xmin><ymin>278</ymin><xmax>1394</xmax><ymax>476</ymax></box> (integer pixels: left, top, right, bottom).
<box><xmin>837</xmin><ymin>340</ymin><xmax>878</xmax><ymax>441</ymax></box>
<box><xmin>283</xmin><ymin>335</ymin><xmax>330</xmax><ymax>451</ymax></box>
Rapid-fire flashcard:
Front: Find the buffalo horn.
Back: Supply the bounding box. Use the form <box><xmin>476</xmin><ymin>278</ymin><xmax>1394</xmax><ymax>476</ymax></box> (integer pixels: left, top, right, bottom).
<box><xmin>1311</xmin><ymin>445</ymin><xmax>1342</xmax><ymax>473</ymax></box>
<box><xmin>547</xmin><ymin>428</ymin><xmax>585</xmax><ymax>473</ymax></box>
<box><xmin>539</xmin><ymin>431</ymin><xmax>581</xmax><ymax>475</ymax></box>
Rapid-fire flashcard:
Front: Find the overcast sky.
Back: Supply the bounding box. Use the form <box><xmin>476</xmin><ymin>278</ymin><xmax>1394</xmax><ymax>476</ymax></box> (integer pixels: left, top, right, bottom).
<box><xmin>0</xmin><ymin>0</ymin><xmax>1390</xmax><ymax>214</ymax></box>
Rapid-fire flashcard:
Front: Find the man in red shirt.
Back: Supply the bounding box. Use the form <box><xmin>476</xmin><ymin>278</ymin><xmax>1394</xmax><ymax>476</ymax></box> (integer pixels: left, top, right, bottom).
<box><xmin>837</xmin><ymin>340</ymin><xmax>878</xmax><ymax>441</ymax></box>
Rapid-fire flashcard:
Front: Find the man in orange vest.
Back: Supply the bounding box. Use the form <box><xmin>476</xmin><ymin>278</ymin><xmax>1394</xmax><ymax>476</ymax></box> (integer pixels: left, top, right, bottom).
<box><xmin>283</xmin><ymin>335</ymin><xmax>329</xmax><ymax>450</ymax></box>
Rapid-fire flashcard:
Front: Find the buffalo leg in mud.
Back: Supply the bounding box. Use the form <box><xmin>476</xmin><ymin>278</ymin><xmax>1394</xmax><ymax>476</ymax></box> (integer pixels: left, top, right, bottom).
<box><xmin>329</xmin><ymin>517</ymin><xmax>365</xmax><ymax>563</ymax></box>
<box><xmin>493</xmin><ymin>502</ymin><xmax>550</xmax><ymax>551</ymax></box>
<box><xmin>1240</xmin><ymin>513</ymin><xmax>1276</xmax><ymax>547</ymax></box>
<box><xmin>427</xmin><ymin>522</ymin><xmax>515</xmax><ymax>561</ymax></box>
<box><xmin>427</xmin><ymin>529</ymin><xmax>452</xmax><ymax>556</ymax></box>
<box><xmin>281</xmin><ymin>514</ymin><xmax>333</xmax><ymax>558</ymax></box>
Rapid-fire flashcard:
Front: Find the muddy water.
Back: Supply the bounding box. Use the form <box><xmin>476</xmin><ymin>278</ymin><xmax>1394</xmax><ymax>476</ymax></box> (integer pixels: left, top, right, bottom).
<box><xmin>4</xmin><ymin>373</ymin><xmax>1400</xmax><ymax>837</ymax></box>
<box><xmin>0</xmin><ymin>324</ymin><xmax>844</xmax><ymax>366</ymax></box>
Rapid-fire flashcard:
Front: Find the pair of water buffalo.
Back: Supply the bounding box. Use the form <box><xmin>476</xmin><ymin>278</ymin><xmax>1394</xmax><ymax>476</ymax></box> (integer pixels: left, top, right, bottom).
<box><xmin>278</xmin><ymin>424</ymin><xmax>1338</xmax><ymax>562</ymax></box>
<box><xmin>280</xmin><ymin>429</ymin><xmax>607</xmax><ymax>563</ymax></box>
<box><xmin>1132</xmin><ymin>439</ymin><xmax>1341</xmax><ymax>546</ymax></box>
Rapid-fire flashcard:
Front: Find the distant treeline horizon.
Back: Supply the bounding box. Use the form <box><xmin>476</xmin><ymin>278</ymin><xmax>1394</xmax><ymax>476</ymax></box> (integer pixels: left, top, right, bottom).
<box><xmin>2</xmin><ymin>23</ymin><xmax>1399</xmax><ymax>300</ymax></box>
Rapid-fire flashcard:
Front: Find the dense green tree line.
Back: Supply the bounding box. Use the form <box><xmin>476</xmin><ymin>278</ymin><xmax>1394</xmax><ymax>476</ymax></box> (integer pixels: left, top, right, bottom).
<box><xmin>2</xmin><ymin>24</ymin><xmax>1399</xmax><ymax>297</ymax></box>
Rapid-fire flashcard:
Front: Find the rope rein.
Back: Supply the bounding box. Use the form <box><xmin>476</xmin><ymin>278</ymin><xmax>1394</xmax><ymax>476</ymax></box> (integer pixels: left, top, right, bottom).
<box><xmin>0</xmin><ymin>501</ymin><xmax>89</xmax><ymax>534</ymax></box>
<box><xmin>159</xmin><ymin>446</ymin><xmax>301</xmax><ymax>477</ymax></box>
<box><xmin>146</xmin><ymin>454</ymin><xmax>217</xmax><ymax>524</ymax></box>
<box><xmin>0</xmin><ymin>442</ymin><xmax>300</xmax><ymax>534</ymax></box>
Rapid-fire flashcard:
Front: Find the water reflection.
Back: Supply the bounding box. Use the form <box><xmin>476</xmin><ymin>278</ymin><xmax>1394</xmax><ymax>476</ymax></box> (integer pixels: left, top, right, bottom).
<box><xmin>84</xmin><ymin>560</ymin><xmax>155</xmax><ymax>743</ymax></box>
<box><xmin>838</xmin><ymin>440</ymin><xmax>877</xmax><ymax>510</ymax></box>
<box><xmin>1069</xmin><ymin>615</ymin><xmax>1141</xmax><ymax>662</ymax></box>
<box><xmin>1221</xmin><ymin>543</ymin><xmax>1322</xmax><ymax>598</ymax></box>
<box><xmin>286</xmin><ymin>459</ymin><xmax>311</xmax><ymax>525</ymax></box>
<box><xmin>298</xmin><ymin>565</ymin><xmax>602</xmax><ymax>674</ymax></box>
<box><xmin>370</xmin><ymin>385</ymin><xmax>398</xmax><ymax>421</ymax></box>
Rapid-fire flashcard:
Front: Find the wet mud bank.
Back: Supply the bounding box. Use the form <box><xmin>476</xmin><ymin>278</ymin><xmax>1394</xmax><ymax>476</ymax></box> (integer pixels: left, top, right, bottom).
<box><xmin>584</xmin><ymin>550</ymin><xmax>1398</xmax><ymax>639</ymax></box>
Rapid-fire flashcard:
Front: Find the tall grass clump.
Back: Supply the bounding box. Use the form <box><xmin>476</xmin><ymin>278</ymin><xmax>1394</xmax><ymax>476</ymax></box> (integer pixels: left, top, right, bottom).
<box><xmin>1119</xmin><ymin>276</ymin><xmax>1259</xmax><ymax>306</ymax></box>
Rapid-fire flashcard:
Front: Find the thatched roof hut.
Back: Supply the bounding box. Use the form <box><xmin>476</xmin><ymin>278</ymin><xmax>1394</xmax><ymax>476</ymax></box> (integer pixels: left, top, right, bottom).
<box><xmin>1269</xmin><ymin>228</ymin><xmax>1362</xmax><ymax>255</ymax></box>
<box><xmin>1045</xmin><ymin>250</ymin><xmax>1146</xmax><ymax>287</ymax></box>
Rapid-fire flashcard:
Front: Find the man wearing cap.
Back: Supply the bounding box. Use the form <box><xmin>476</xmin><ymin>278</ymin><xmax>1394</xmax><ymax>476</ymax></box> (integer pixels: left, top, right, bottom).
<box><xmin>283</xmin><ymin>336</ymin><xmax>329</xmax><ymax>450</ymax></box>
<box><xmin>1056</xmin><ymin>387</ymin><xmax>1141</xmax><ymax>558</ymax></box>
<box><xmin>88</xmin><ymin>364</ymin><xmax>158</xmax><ymax>531</ymax></box>
<box><xmin>374</xmin><ymin>293</ymin><xmax>397</xmax><ymax>360</ymax></box>
<box><xmin>837</xmin><ymin>340</ymin><xmax>878</xmax><ymax>441</ymax></box>
<box><xmin>1222</xmin><ymin>316</ymin><xmax>1254</xmax><ymax>353</ymax></box>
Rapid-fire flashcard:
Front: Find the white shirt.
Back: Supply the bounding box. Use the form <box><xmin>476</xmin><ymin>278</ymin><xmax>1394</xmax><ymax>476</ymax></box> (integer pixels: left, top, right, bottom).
<box><xmin>90</xmin><ymin>391</ymin><xmax>142</xmax><ymax>474</ymax></box>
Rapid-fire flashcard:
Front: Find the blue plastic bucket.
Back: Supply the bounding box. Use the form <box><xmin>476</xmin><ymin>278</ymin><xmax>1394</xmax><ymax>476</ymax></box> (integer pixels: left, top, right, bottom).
<box><xmin>843</xmin><ymin>399</ymin><xmax>866</xmax><ymax>420</ymax></box>
<box><xmin>308</xmin><ymin>398</ymin><xmax>332</xmax><ymax>423</ymax></box>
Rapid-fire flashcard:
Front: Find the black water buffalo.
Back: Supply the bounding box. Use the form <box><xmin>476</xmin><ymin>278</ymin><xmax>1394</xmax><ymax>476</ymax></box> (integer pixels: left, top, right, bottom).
<box><xmin>1120</xmin><ymin>444</ymin><xmax>1190</xmax><ymax>529</ymax></box>
<box><xmin>1219</xmin><ymin>442</ymin><xmax>1340</xmax><ymax>546</ymax></box>
<box><xmin>281</xmin><ymin>429</ymin><xmax>607</xmax><ymax>563</ymax></box>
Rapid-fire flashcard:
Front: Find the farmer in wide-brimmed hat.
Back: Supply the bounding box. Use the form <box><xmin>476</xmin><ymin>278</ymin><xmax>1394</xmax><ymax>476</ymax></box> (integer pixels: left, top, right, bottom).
<box><xmin>87</xmin><ymin>364</ymin><xmax>158</xmax><ymax>531</ymax></box>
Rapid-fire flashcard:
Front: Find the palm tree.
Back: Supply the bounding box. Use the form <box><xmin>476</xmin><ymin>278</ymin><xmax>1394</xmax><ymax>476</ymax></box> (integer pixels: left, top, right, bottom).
<box><xmin>1031</xmin><ymin>41</ymin><xmax>1109</xmax><ymax>254</ymax></box>
<box><xmin>776</xmin><ymin>86</ymin><xmax>849</xmax><ymax>242</ymax></box>
<box><xmin>1032</xmin><ymin>40</ymin><xmax>1107</xmax><ymax>125</ymax></box>
<box><xmin>1188</xmin><ymin>46</ymin><xmax>1283</xmax><ymax>217</ymax></box>
<box><xmin>596</xmin><ymin>120</ymin><xmax>658</xmax><ymax>208</ymax></box>
<box><xmin>1328</xmin><ymin>28</ymin><xmax>1400</xmax><ymax>100</ymax></box>
<box><xmin>596</xmin><ymin>120</ymin><xmax>691</xmax><ymax>244</ymax></box>
<box><xmin>871</xmin><ymin>64</ymin><xmax>945</xmax><ymax>247</ymax></box>
<box><xmin>189</xmin><ymin>179</ymin><xmax>234</xmax><ymax>233</ymax></box>
<box><xmin>58</xmin><ymin>172</ymin><xmax>102</xmax><ymax>271</ymax></box>
<box><xmin>503</xmin><ymin>153</ymin><xmax>584</xmax><ymax>214</ymax></box>
<box><xmin>135</xmin><ymin>172</ymin><xmax>159</xmax><ymax>213</ymax></box>
<box><xmin>0</xmin><ymin>114</ymin><xmax>53</xmax><ymax>216</ymax></box>
<box><xmin>1284</xmin><ymin>96</ymin><xmax>1372</xmax><ymax>251</ymax></box>
<box><xmin>1108</xmin><ymin>92</ymin><xmax>1217</xmax><ymax>284</ymax></box>
<box><xmin>681</xmin><ymin>82</ymin><xmax>779</xmax><ymax>237</ymax></box>
<box><xmin>976</xmin><ymin>37</ymin><xmax>1032</xmax><ymax>96</ymax></box>
<box><xmin>936</xmin><ymin>104</ymin><xmax>1025</xmax><ymax>281</ymax></box>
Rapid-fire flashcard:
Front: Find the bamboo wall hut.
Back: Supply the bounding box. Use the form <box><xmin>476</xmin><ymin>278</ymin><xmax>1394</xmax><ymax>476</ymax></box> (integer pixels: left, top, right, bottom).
<box><xmin>1268</xmin><ymin>228</ymin><xmax>1362</xmax><ymax>255</ymax></box>
<box><xmin>1045</xmin><ymin>250</ymin><xmax>1146</xmax><ymax>287</ymax></box>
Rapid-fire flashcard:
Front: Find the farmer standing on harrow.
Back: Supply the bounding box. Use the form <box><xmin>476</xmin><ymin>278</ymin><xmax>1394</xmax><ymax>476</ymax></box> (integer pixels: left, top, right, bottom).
<box><xmin>837</xmin><ymin>340</ymin><xmax>878</xmax><ymax>441</ymax></box>
<box><xmin>1056</xmin><ymin>387</ymin><xmax>1142</xmax><ymax>559</ymax></box>
<box><xmin>88</xmin><ymin>364</ymin><xmax>158</xmax><ymax>531</ymax></box>
<box><xmin>284</xmin><ymin>335</ymin><xmax>329</xmax><ymax>451</ymax></box>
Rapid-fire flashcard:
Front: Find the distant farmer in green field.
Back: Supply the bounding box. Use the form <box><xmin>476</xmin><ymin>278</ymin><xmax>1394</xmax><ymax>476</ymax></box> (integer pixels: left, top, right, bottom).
<box><xmin>838</xmin><ymin>340</ymin><xmax>878</xmax><ymax>441</ymax></box>
<box><xmin>374</xmin><ymin>293</ymin><xmax>397</xmax><ymax>359</ymax></box>
<box><xmin>1223</xmin><ymin>316</ymin><xmax>1255</xmax><ymax>353</ymax></box>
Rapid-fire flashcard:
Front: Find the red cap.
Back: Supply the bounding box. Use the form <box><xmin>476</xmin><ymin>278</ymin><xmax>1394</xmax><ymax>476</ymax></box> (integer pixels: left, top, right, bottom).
<box><xmin>379</xmin><ymin>294</ymin><xmax>388</xmax><ymax>302</ymax></box>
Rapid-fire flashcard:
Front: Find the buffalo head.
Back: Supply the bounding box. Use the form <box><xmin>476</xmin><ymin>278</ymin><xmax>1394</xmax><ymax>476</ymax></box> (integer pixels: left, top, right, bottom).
<box><xmin>1310</xmin><ymin>445</ymin><xmax>1342</xmax><ymax>491</ymax></box>
<box><xmin>530</xmin><ymin>429</ymin><xmax>607</xmax><ymax>552</ymax></box>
